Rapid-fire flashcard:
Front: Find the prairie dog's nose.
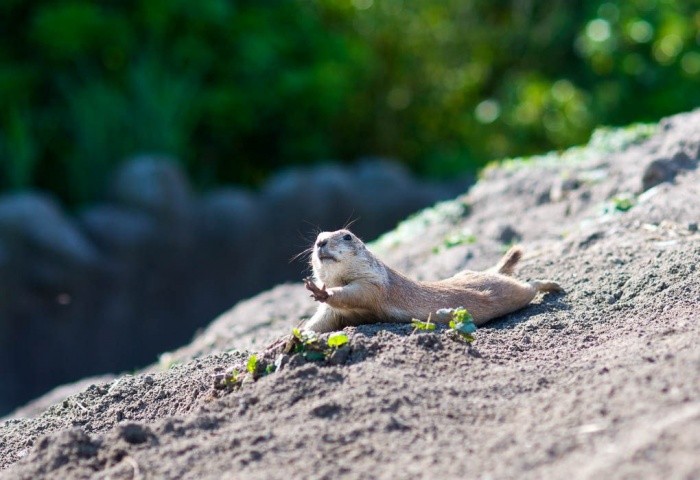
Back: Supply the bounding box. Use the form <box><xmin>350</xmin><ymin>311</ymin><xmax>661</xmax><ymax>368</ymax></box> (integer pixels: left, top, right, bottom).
<box><xmin>317</xmin><ymin>239</ymin><xmax>328</xmax><ymax>248</ymax></box>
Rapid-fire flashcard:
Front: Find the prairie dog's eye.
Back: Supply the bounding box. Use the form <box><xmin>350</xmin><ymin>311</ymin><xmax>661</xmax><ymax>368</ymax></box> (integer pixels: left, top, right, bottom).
<box><xmin>343</xmin><ymin>234</ymin><xmax>352</xmax><ymax>241</ymax></box>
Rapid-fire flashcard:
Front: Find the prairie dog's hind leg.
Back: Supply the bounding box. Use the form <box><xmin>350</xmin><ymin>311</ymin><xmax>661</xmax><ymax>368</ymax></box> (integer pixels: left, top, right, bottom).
<box><xmin>530</xmin><ymin>280</ymin><xmax>564</xmax><ymax>294</ymax></box>
<box><xmin>452</xmin><ymin>245</ymin><xmax>524</xmax><ymax>278</ymax></box>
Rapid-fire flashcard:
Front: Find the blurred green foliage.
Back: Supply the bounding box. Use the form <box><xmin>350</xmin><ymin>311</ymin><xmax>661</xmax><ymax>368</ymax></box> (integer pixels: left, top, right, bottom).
<box><xmin>0</xmin><ymin>0</ymin><xmax>698</xmax><ymax>203</ymax></box>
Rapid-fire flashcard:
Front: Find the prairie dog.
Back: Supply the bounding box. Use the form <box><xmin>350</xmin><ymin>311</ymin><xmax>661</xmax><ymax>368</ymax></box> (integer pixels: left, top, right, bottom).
<box><xmin>303</xmin><ymin>229</ymin><xmax>562</xmax><ymax>333</ymax></box>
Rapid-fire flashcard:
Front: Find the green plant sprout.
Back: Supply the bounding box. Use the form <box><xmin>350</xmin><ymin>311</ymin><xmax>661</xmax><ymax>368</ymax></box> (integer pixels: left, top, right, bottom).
<box><xmin>246</xmin><ymin>354</ymin><xmax>258</xmax><ymax>375</ymax></box>
<box><xmin>611</xmin><ymin>195</ymin><xmax>634</xmax><ymax>212</ymax></box>
<box><xmin>603</xmin><ymin>193</ymin><xmax>636</xmax><ymax>214</ymax></box>
<box><xmin>291</xmin><ymin>327</ymin><xmax>328</xmax><ymax>361</ymax></box>
<box><xmin>411</xmin><ymin>314</ymin><xmax>436</xmax><ymax>332</ymax></box>
<box><xmin>327</xmin><ymin>332</ymin><xmax>349</xmax><ymax>348</ymax></box>
<box><xmin>223</xmin><ymin>368</ymin><xmax>241</xmax><ymax>388</ymax></box>
<box><xmin>448</xmin><ymin>307</ymin><xmax>477</xmax><ymax>343</ymax></box>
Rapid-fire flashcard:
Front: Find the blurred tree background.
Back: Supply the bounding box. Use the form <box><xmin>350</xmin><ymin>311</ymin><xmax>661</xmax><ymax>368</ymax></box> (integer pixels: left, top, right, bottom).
<box><xmin>0</xmin><ymin>0</ymin><xmax>698</xmax><ymax>205</ymax></box>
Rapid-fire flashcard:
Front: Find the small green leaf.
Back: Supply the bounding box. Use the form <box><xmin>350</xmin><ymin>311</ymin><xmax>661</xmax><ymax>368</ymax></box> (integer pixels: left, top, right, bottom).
<box><xmin>292</xmin><ymin>327</ymin><xmax>302</xmax><ymax>340</ymax></box>
<box><xmin>327</xmin><ymin>332</ymin><xmax>349</xmax><ymax>348</ymax></box>
<box><xmin>411</xmin><ymin>318</ymin><xmax>436</xmax><ymax>331</ymax></box>
<box><xmin>246</xmin><ymin>354</ymin><xmax>258</xmax><ymax>375</ymax></box>
<box><xmin>265</xmin><ymin>364</ymin><xmax>276</xmax><ymax>375</ymax></box>
<box><xmin>226</xmin><ymin>369</ymin><xmax>240</xmax><ymax>385</ymax></box>
<box><xmin>451</xmin><ymin>307</ymin><xmax>473</xmax><ymax>324</ymax></box>
<box><xmin>454</xmin><ymin>321</ymin><xmax>477</xmax><ymax>334</ymax></box>
<box><xmin>612</xmin><ymin>195</ymin><xmax>634</xmax><ymax>212</ymax></box>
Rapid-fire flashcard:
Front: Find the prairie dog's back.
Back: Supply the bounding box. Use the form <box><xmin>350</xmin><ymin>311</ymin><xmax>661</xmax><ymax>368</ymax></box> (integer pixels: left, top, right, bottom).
<box><xmin>381</xmin><ymin>267</ymin><xmax>539</xmax><ymax>325</ymax></box>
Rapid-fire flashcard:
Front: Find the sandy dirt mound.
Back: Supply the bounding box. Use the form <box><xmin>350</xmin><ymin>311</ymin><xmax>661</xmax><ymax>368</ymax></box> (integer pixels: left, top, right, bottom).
<box><xmin>1</xmin><ymin>110</ymin><xmax>699</xmax><ymax>479</ymax></box>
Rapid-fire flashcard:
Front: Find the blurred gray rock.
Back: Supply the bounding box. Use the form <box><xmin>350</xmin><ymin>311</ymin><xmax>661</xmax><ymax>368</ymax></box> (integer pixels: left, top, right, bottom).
<box><xmin>262</xmin><ymin>163</ymin><xmax>355</xmax><ymax>231</ymax></box>
<box><xmin>80</xmin><ymin>205</ymin><xmax>158</xmax><ymax>255</ymax></box>
<box><xmin>110</xmin><ymin>155</ymin><xmax>193</xmax><ymax>220</ymax></box>
<box><xmin>193</xmin><ymin>188</ymin><xmax>268</xmax><ymax>314</ymax></box>
<box><xmin>486</xmin><ymin>223</ymin><xmax>522</xmax><ymax>244</ymax></box>
<box><xmin>0</xmin><ymin>192</ymin><xmax>98</xmax><ymax>268</ymax></box>
<box><xmin>641</xmin><ymin>151</ymin><xmax>697</xmax><ymax>192</ymax></box>
<box><xmin>638</xmin><ymin>112</ymin><xmax>699</xmax><ymax>192</ymax></box>
<box><xmin>198</xmin><ymin>187</ymin><xmax>262</xmax><ymax>242</ymax></box>
<box><xmin>109</xmin><ymin>155</ymin><xmax>196</xmax><ymax>252</ymax></box>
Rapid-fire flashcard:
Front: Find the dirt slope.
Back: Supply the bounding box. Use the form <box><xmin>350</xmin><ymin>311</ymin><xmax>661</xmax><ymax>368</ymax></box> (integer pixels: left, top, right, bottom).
<box><xmin>1</xmin><ymin>110</ymin><xmax>699</xmax><ymax>479</ymax></box>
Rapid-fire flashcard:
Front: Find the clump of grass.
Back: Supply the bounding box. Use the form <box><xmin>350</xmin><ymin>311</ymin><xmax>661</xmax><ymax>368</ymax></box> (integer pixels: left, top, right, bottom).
<box><xmin>447</xmin><ymin>307</ymin><xmax>477</xmax><ymax>343</ymax></box>
<box><xmin>603</xmin><ymin>192</ymin><xmax>636</xmax><ymax>215</ymax></box>
<box><xmin>433</xmin><ymin>230</ymin><xmax>477</xmax><ymax>254</ymax></box>
<box><xmin>290</xmin><ymin>327</ymin><xmax>327</xmax><ymax>361</ymax></box>
<box><xmin>216</xmin><ymin>368</ymin><xmax>242</xmax><ymax>389</ymax></box>
<box><xmin>611</xmin><ymin>195</ymin><xmax>634</xmax><ymax>212</ymax></box>
<box><xmin>288</xmin><ymin>327</ymin><xmax>349</xmax><ymax>361</ymax></box>
<box><xmin>418</xmin><ymin>307</ymin><xmax>478</xmax><ymax>343</ymax></box>
<box><xmin>214</xmin><ymin>352</ymin><xmax>276</xmax><ymax>390</ymax></box>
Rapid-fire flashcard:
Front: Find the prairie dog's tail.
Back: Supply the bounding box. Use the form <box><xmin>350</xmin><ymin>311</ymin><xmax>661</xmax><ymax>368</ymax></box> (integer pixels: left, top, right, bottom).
<box><xmin>530</xmin><ymin>280</ymin><xmax>564</xmax><ymax>293</ymax></box>
<box><xmin>493</xmin><ymin>245</ymin><xmax>523</xmax><ymax>276</ymax></box>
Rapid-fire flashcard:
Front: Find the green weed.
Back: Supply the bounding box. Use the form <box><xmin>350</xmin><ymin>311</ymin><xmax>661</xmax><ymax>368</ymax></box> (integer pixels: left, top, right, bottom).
<box><xmin>411</xmin><ymin>317</ymin><xmax>436</xmax><ymax>332</ymax></box>
<box><xmin>611</xmin><ymin>195</ymin><xmax>634</xmax><ymax>212</ymax></box>
<box><xmin>327</xmin><ymin>332</ymin><xmax>349</xmax><ymax>348</ymax></box>
<box><xmin>291</xmin><ymin>327</ymin><xmax>332</xmax><ymax>361</ymax></box>
<box><xmin>448</xmin><ymin>307</ymin><xmax>477</xmax><ymax>343</ymax></box>
<box><xmin>433</xmin><ymin>230</ymin><xmax>477</xmax><ymax>254</ymax></box>
<box><xmin>246</xmin><ymin>354</ymin><xmax>258</xmax><ymax>375</ymax></box>
<box><xmin>603</xmin><ymin>193</ymin><xmax>636</xmax><ymax>215</ymax></box>
<box><xmin>218</xmin><ymin>368</ymin><xmax>241</xmax><ymax>389</ymax></box>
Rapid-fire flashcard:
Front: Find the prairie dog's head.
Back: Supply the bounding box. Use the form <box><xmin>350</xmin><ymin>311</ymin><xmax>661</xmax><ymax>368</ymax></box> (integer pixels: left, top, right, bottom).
<box><xmin>311</xmin><ymin>229</ymin><xmax>375</xmax><ymax>286</ymax></box>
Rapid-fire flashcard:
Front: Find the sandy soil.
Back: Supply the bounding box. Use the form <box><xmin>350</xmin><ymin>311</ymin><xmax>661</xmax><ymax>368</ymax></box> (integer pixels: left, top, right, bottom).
<box><xmin>1</xmin><ymin>109</ymin><xmax>698</xmax><ymax>479</ymax></box>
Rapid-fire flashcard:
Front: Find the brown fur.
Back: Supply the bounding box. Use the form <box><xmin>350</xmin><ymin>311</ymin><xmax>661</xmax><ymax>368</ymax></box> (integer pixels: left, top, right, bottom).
<box><xmin>303</xmin><ymin>229</ymin><xmax>562</xmax><ymax>333</ymax></box>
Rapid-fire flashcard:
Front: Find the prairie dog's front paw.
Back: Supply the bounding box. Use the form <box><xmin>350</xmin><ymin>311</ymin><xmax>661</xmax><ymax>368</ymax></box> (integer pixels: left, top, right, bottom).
<box><xmin>304</xmin><ymin>277</ymin><xmax>330</xmax><ymax>302</ymax></box>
